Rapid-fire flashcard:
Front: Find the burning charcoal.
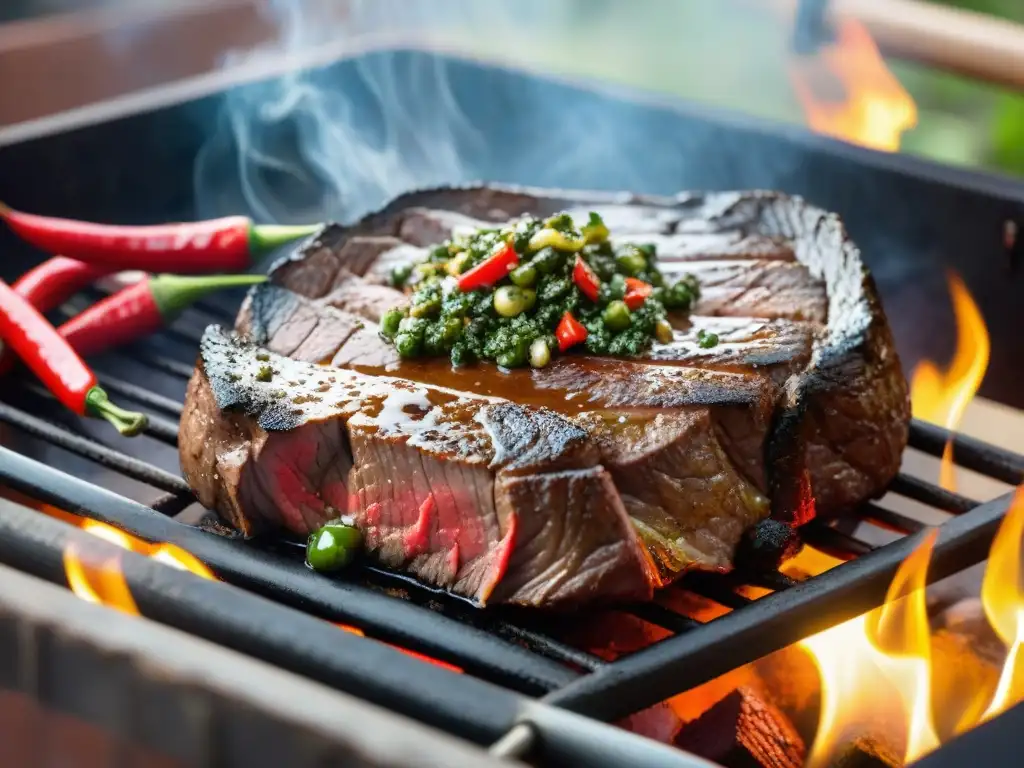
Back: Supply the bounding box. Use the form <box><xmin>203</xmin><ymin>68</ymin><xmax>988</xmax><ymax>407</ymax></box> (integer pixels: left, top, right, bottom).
<box><xmin>929</xmin><ymin>627</ymin><xmax>1001</xmax><ymax>742</ymax></box>
<box><xmin>832</xmin><ymin>737</ymin><xmax>900</xmax><ymax>768</ymax></box>
<box><xmin>674</xmin><ymin>686</ymin><xmax>805</xmax><ymax>768</ymax></box>
<box><xmin>735</xmin><ymin>519</ymin><xmax>803</xmax><ymax>572</ymax></box>
<box><xmin>618</xmin><ymin>701</ymin><xmax>682</xmax><ymax>744</ymax></box>
<box><xmin>752</xmin><ymin>645</ymin><xmax>822</xmax><ymax>743</ymax></box>
<box><xmin>932</xmin><ymin>597</ymin><xmax>1004</xmax><ymax>664</ymax></box>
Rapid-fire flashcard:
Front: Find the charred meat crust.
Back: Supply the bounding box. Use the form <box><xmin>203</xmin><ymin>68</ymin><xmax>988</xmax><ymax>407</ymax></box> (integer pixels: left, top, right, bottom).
<box><xmin>180</xmin><ymin>186</ymin><xmax>908</xmax><ymax>606</ymax></box>
<box><xmin>265</xmin><ymin>185</ymin><xmax>909</xmax><ymax>521</ymax></box>
<box><xmin>180</xmin><ymin>325</ymin><xmax>654</xmax><ymax>605</ymax></box>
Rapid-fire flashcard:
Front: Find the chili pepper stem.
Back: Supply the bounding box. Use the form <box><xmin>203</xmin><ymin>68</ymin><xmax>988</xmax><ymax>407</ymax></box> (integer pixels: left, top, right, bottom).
<box><xmin>148</xmin><ymin>273</ymin><xmax>268</xmax><ymax>320</ymax></box>
<box><xmin>247</xmin><ymin>223</ymin><xmax>321</xmax><ymax>255</ymax></box>
<box><xmin>84</xmin><ymin>387</ymin><xmax>148</xmax><ymax>436</ymax></box>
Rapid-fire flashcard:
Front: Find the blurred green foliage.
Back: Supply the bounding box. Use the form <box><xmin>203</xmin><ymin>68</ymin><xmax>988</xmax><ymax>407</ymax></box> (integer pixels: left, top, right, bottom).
<box><xmin>902</xmin><ymin>0</ymin><xmax>1024</xmax><ymax>176</ymax></box>
<box><xmin>468</xmin><ymin>0</ymin><xmax>1024</xmax><ymax>180</ymax></box>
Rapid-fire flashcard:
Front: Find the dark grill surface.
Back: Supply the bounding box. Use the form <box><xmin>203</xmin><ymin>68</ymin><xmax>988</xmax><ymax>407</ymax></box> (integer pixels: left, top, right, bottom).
<box><xmin>0</xmin><ymin>283</ymin><xmax>1022</xmax><ymax>754</ymax></box>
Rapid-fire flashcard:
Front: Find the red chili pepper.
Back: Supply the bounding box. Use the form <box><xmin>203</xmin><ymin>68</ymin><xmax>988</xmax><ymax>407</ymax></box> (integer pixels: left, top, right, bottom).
<box><xmin>572</xmin><ymin>255</ymin><xmax>601</xmax><ymax>303</ymax></box>
<box><xmin>12</xmin><ymin>256</ymin><xmax>114</xmax><ymax>311</ymax></box>
<box><xmin>0</xmin><ymin>203</ymin><xmax>320</xmax><ymax>274</ymax></box>
<box><xmin>0</xmin><ymin>257</ymin><xmax>118</xmax><ymax>375</ymax></box>
<box><xmin>456</xmin><ymin>243</ymin><xmax>519</xmax><ymax>291</ymax></box>
<box><xmin>555</xmin><ymin>311</ymin><xmax>588</xmax><ymax>352</ymax></box>
<box><xmin>0</xmin><ymin>279</ymin><xmax>147</xmax><ymax>436</ymax></box>
<box><xmin>57</xmin><ymin>273</ymin><xmax>268</xmax><ymax>358</ymax></box>
<box><xmin>623</xmin><ymin>277</ymin><xmax>653</xmax><ymax>310</ymax></box>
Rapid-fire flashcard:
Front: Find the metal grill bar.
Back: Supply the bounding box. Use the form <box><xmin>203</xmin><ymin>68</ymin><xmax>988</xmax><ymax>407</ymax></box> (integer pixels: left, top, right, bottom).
<box><xmin>861</xmin><ymin>502</ymin><xmax>928</xmax><ymax>534</ymax></box>
<box><xmin>15</xmin><ymin>380</ymin><xmax>181</xmax><ymax>446</ymax></box>
<box><xmin>0</xmin><ymin>498</ymin><xmax>523</xmax><ymax>745</ymax></box>
<box><xmin>355</xmin><ymin>565</ymin><xmax>605</xmax><ymax>672</ymax></box>
<box><xmin>0</xmin><ymin>445</ymin><xmax>578</xmax><ymax>696</ymax></box>
<box><xmin>541</xmin><ymin>491</ymin><xmax>1013</xmax><ymax>722</ymax></box>
<box><xmin>623</xmin><ymin>603</ymin><xmax>703</xmax><ymax>634</ymax></box>
<box><xmin>93</xmin><ymin>370</ymin><xmax>186</xmax><ymax>418</ymax></box>
<box><xmin>800</xmin><ymin>522</ymin><xmax>874</xmax><ymax>557</ymax></box>
<box><xmin>889</xmin><ymin>472</ymin><xmax>980</xmax><ymax>514</ymax></box>
<box><xmin>0</xmin><ymin>401</ymin><xmax>190</xmax><ymax>495</ymax></box>
<box><xmin>908</xmin><ymin>418</ymin><xmax>1024</xmax><ymax>486</ymax></box>
<box><xmin>130</xmin><ymin>347</ymin><xmax>197</xmax><ymax>380</ymax></box>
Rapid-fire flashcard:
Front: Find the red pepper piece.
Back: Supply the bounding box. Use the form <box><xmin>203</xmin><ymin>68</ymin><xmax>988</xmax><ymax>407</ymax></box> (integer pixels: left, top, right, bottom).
<box><xmin>623</xmin><ymin>277</ymin><xmax>653</xmax><ymax>310</ymax></box>
<box><xmin>0</xmin><ymin>257</ymin><xmax>117</xmax><ymax>372</ymax></box>
<box><xmin>572</xmin><ymin>255</ymin><xmax>601</xmax><ymax>303</ymax></box>
<box><xmin>57</xmin><ymin>273</ymin><xmax>267</xmax><ymax>358</ymax></box>
<box><xmin>556</xmin><ymin>311</ymin><xmax>588</xmax><ymax>352</ymax></box>
<box><xmin>0</xmin><ymin>202</ymin><xmax>320</xmax><ymax>274</ymax></box>
<box><xmin>12</xmin><ymin>256</ymin><xmax>114</xmax><ymax>312</ymax></box>
<box><xmin>456</xmin><ymin>243</ymin><xmax>518</xmax><ymax>291</ymax></box>
<box><xmin>0</xmin><ymin>279</ymin><xmax>147</xmax><ymax>436</ymax></box>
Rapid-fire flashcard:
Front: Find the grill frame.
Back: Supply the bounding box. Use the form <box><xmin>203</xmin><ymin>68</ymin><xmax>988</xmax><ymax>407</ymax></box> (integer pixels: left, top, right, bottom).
<box><xmin>1</xmin><ymin>44</ymin><xmax>1023</xmax><ymax>765</ymax></box>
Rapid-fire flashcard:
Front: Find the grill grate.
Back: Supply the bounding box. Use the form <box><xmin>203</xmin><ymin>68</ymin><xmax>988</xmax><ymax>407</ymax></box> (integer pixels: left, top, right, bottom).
<box><xmin>0</xmin><ymin>294</ymin><xmax>1022</xmax><ymax>755</ymax></box>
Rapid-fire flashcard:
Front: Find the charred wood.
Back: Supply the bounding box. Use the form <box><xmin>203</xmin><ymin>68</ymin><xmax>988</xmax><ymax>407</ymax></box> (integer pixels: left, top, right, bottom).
<box><xmin>674</xmin><ymin>686</ymin><xmax>805</xmax><ymax>768</ymax></box>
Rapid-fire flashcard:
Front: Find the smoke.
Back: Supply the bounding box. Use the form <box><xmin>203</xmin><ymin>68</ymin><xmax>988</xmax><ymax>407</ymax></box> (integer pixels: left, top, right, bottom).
<box><xmin>194</xmin><ymin>0</ymin><xmax>792</xmax><ymax>225</ymax></box>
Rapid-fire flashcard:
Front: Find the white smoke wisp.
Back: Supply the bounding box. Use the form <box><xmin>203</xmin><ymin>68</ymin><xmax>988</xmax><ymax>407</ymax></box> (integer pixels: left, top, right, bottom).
<box><xmin>194</xmin><ymin>0</ymin><xmax>792</xmax><ymax>226</ymax></box>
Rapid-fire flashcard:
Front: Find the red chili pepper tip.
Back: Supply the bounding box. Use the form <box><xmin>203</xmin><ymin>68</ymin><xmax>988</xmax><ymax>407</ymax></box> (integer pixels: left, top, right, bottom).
<box><xmin>247</xmin><ymin>223</ymin><xmax>323</xmax><ymax>256</ymax></box>
<box><xmin>84</xmin><ymin>387</ymin><xmax>148</xmax><ymax>436</ymax></box>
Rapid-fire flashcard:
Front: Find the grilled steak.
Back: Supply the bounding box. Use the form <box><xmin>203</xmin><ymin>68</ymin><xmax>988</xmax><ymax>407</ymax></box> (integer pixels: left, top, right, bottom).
<box><xmin>180</xmin><ymin>187</ymin><xmax>910</xmax><ymax>606</ymax></box>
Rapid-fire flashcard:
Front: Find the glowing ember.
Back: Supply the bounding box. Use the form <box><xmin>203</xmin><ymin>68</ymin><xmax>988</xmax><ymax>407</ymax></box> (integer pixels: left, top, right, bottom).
<box><xmin>790</xmin><ymin>18</ymin><xmax>917</xmax><ymax>152</ymax></box>
<box><xmin>910</xmin><ymin>272</ymin><xmax>990</xmax><ymax>491</ymax></box>
<box><xmin>979</xmin><ymin>486</ymin><xmax>1024</xmax><ymax>722</ymax></box>
<box><xmin>802</xmin><ymin>530</ymin><xmax>939</xmax><ymax>767</ymax></box>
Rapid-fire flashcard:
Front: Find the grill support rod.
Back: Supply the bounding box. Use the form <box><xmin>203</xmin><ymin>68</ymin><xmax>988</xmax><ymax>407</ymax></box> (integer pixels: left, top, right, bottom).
<box><xmin>540</xmin><ymin>491</ymin><xmax>1014</xmax><ymax>723</ymax></box>
<box><xmin>0</xmin><ymin>499</ymin><xmax>521</xmax><ymax>746</ymax></box>
<box><xmin>0</xmin><ymin>494</ymin><xmax>710</xmax><ymax>768</ymax></box>
<box><xmin>0</xmin><ymin>446</ymin><xmax>577</xmax><ymax>696</ymax></box>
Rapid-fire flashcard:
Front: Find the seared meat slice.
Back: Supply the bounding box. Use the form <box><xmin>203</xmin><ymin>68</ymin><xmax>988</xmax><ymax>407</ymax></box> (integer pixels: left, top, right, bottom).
<box><xmin>181</xmin><ymin>326</ymin><xmax>656</xmax><ymax>605</ymax></box>
<box><xmin>589</xmin><ymin>409</ymin><xmax>770</xmax><ymax>578</ymax></box>
<box><xmin>663</xmin><ymin>259</ymin><xmax>827</xmax><ymax>325</ymax></box>
<box><xmin>235</xmin><ymin>282</ymin><xmax>776</xmax><ymax>583</ymax></box>
<box><xmin>646</xmin><ymin>317</ymin><xmax>813</xmax><ymax>386</ymax></box>
<box><xmin>612</xmin><ymin>232</ymin><xmax>796</xmax><ymax>262</ymax></box>
<box><xmin>320</xmin><ymin>270</ymin><xmax>405</xmax><ymax>323</ymax></box>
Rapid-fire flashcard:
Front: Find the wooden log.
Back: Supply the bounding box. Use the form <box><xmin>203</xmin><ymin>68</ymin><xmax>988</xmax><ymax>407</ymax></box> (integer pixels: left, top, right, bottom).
<box><xmin>752</xmin><ymin>645</ymin><xmax>821</xmax><ymax>744</ymax></box>
<box><xmin>674</xmin><ymin>686</ymin><xmax>805</xmax><ymax>768</ymax></box>
<box><xmin>832</xmin><ymin>736</ymin><xmax>900</xmax><ymax>768</ymax></box>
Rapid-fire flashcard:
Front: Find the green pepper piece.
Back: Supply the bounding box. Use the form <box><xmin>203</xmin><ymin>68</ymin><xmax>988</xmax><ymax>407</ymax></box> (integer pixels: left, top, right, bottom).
<box><xmin>306</xmin><ymin>523</ymin><xmax>363</xmax><ymax>572</ymax></box>
<box><xmin>602</xmin><ymin>300</ymin><xmax>632</xmax><ymax>332</ymax></box>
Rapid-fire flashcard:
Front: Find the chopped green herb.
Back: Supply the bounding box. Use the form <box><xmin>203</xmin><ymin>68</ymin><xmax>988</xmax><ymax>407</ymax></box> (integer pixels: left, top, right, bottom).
<box><xmin>377</xmin><ymin>211</ymin><xmax>700</xmax><ymax>367</ymax></box>
<box><xmin>697</xmin><ymin>329</ymin><xmax>720</xmax><ymax>349</ymax></box>
<box><xmin>390</xmin><ymin>263</ymin><xmax>413</xmax><ymax>288</ymax></box>
<box><xmin>256</xmin><ymin>364</ymin><xmax>273</xmax><ymax>382</ymax></box>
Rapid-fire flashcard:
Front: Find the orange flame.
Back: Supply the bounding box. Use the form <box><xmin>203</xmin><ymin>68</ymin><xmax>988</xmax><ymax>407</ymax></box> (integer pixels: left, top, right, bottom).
<box><xmin>979</xmin><ymin>486</ymin><xmax>1024</xmax><ymax>722</ymax></box>
<box><xmin>911</xmin><ymin>273</ymin><xmax>990</xmax><ymax>491</ymax></box>
<box><xmin>64</xmin><ymin>525</ymin><xmax>140</xmax><ymax>616</ymax></box>
<box><xmin>790</xmin><ymin>18</ymin><xmax>917</xmax><ymax>152</ymax></box>
<box><xmin>49</xmin><ymin>510</ymin><xmax>462</xmax><ymax>673</ymax></box>
<box><xmin>802</xmin><ymin>530</ymin><xmax>940</xmax><ymax>767</ymax></box>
